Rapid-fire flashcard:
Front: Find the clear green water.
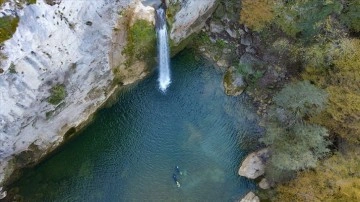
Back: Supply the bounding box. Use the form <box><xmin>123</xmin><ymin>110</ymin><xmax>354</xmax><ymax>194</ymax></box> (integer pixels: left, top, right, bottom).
<box><xmin>12</xmin><ymin>51</ymin><xmax>261</xmax><ymax>202</ymax></box>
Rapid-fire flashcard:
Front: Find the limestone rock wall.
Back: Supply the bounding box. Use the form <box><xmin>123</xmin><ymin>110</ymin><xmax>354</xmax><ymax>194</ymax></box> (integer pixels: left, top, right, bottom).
<box><xmin>0</xmin><ymin>0</ymin><xmax>136</xmax><ymax>186</ymax></box>
<box><xmin>168</xmin><ymin>0</ymin><xmax>218</xmax><ymax>54</ymax></box>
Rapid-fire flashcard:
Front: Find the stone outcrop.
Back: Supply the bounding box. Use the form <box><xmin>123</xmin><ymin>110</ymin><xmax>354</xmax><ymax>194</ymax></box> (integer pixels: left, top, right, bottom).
<box><xmin>168</xmin><ymin>0</ymin><xmax>219</xmax><ymax>55</ymax></box>
<box><xmin>0</xmin><ymin>187</ymin><xmax>6</xmax><ymax>199</ymax></box>
<box><xmin>239</xmin><ymin>148</ymin><xmax>270</xmax><ymax>179</ymax></box>
<box><xmin>259</xmin><ymin>178</ymin><xmax>270</xmax><ymax>189</ymax></box>
<box><xmin>223</xmin><ymin>66</ymin><xmax>247</xmax><ymax>96</ymax></box>
<box><xmin>239</xmin><ymin>192</ymin><xmax>260</xmax><ymax>202</ymax></box>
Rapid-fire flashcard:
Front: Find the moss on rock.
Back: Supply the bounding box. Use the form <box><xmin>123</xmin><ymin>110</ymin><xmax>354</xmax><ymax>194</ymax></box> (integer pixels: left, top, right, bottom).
<box><xmin>0</xmin><ymin>16</ymin><xmax>19</xmax><ymax>44</ymax></box>
<box><xmin>122</xmin><ymin>19</ymin><xmax>156</xmax><ymax>68</ymax></box>
<box><xmin>47</xmin><ymin>84</ymin><xmax>66</xmax><ymax>105</ymax></box>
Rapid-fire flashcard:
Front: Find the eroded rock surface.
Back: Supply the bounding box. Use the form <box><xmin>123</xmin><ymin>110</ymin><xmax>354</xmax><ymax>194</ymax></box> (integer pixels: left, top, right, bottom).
<box><xmin>168</xmin><ymin>0</ymin><xmax>218</xmax><ymax>54</ymax></box>
<box><xmin>0</xmin><ymin>0</ymin><xmax>153</xmax><ymax>186</ymax></box>
<box><xmin>239</xmin><ymin>148</ymin><xmax>270</xmax><ymax>179</ymax></box>
<box><xmin>259</xmin><ymin>177</ymin><xmax>270</xmax><ymax>189</ymax></box>
<box><xmin>239</xmin><ymin>191</ymin><xmax>260</xmax><ymax>202</ymax></box>
<box><xmin>223</xmin><ymin>66</ymin><xmax>247</xmax><ymax>96</ymax></box>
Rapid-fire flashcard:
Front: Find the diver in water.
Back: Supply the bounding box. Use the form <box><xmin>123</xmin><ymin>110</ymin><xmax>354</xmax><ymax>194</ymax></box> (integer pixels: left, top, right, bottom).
<box><xmin>172</xmin><ymin>174</ymin><xmax>181</xmax><ymax>187</ymax></box>
<box><xmin>175</xmin><ymin>165</ymin><xmax>182</xmax><ymax>175</ymax></box>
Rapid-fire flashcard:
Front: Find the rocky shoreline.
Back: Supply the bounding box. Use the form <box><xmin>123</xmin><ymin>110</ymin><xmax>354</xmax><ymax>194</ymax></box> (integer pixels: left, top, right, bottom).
<box><xmin>190</xmin><ymin>1</ymin><xmax>294</xmax><ymax>200</ymax></box>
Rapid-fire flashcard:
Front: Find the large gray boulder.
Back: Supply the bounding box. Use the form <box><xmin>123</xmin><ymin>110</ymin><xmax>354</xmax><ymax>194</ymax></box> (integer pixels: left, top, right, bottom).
<box><xmin>223</xmin><ymin>67</ymin><xmax>247</xmax><ymax>96</ymax></box>
<box><xmin>239</xmin><ymin>192</ymin><xmax>260</xmax><ymax>202</ymax></box>
<box><xmin>210</xmin><ymin>21</ymin><xmax>225</xmax><ymax>34</ymax></box>
<box><xmin>168</xmin><ymin>0</ymin><xmax>219</xmax><ymax>54</ymax></box>
<box><xmin>239</xmin><ymin>148</ymin><xmax>270</xmax><ymax>179</ymax></box>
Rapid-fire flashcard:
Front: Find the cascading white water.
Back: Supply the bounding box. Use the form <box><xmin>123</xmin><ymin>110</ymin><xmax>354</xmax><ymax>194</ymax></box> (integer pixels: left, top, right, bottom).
<box><xmin>156</xmin><ymin>7</ymin><xmax>171</xmax><ymax>92</ymax></box>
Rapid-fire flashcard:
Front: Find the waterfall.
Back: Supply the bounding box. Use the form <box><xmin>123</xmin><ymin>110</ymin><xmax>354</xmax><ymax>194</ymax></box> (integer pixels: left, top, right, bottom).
<box><xmin>156</xmin><ymin>7</ymin><xmax>171</xmax><ymax>92</ymax></box>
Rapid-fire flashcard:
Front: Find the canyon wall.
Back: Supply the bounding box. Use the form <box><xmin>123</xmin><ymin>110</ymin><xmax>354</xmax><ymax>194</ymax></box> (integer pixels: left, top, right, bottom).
<box><xmin>0</xmin><ymin>0</ymin><xmax>218</xmax><ymax>188</ymax></box>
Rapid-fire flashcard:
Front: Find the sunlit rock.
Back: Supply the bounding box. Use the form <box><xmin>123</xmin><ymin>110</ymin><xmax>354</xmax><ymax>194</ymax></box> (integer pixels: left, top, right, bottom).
<box><xmin>239</xmin><ymin>148</ymin><xmax>270</xmax><ymax>179</ymax></box>
<box><xmin>239</xmin><ymin>191</ymin><xmax>260</xmax><ymax>202</ymax></box>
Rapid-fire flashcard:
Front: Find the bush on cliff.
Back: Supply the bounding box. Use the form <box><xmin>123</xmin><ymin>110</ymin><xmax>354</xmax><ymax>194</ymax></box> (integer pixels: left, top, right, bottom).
<box><xmin>0</xmin><ymin>16</ymin><xmax>19</xmax><ymax>43</ymax></box>
<box><xmin>122</xmin><ymin>19</ymin><xmax>156</xmax><ymax>67</ymax></box>
<box><xmin>275</xmin><ymin>145</ymin><xmax>360</xmax><ymax>201</ymax></box>
<box><xmin>303</xmin><ymin>38</ymin><xmax>360</xmax><ymax>144</ymax></box>
<box><xmin>340</xmin><ymin>0</ymin><xmax>360</xmax><ymax>32</ymax></box>
<box><xmin>48</xmin><ymin>84</ymin><xmax>66</xmax><ymax>105</ymax></box>
<box><xmin>261</xmin><ymin>81</ymin><xmax>330</xmax><ymax>182</ymax></box>
<box><xmin>239</xmin><ymin>0</ymin><xmax>274</xmax><ymax>32</ymax></box>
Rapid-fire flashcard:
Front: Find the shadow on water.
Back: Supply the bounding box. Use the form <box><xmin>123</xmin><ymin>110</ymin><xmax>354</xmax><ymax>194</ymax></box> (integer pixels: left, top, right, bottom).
<box><xmin>10</xmin><ymin>50</ymin><xmax>260</xmax><ymax>202</ymax></box>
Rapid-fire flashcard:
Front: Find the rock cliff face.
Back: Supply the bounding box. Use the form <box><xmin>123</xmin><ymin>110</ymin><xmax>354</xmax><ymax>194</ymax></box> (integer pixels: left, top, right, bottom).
<box><xmin>0</xmin><ymin>0</ymin><xmax>218</xmax><ymax>188</ymax></box>
<box><xmin>0</xmin><ymin>0</ymin><xmax>146</xmax><ymax>186</ymax></box>
<box><xmin>167</xmin><ymin>0</ymin><xmax>218</xmax><ymax>55</ymax></box>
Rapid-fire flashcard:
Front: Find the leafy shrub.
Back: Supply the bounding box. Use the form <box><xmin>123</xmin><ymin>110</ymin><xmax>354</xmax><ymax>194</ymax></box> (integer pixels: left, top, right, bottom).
<box><xmin>264</xmin><ymin>122</ymin><xmax>329</xmax><ymax>170</ymax></box>
<box><xmin>261</xmin><ymin>81</ymin><xmax>330</xmax><ymax>182</ymax></box>
<box><xmin>0</xmin><ymin>16</ymin><xmax>19</xmax><ymax>43</ymax></box>
<box><xmin>305</xmin><ymin>39</ymin><xmax>360</xmax><ymax>144</ymax></box>
<box><xmin>9</xmin><ymin>62</ymin><xmax>16</xmax><ymax>73</ymax></box>
<box><xmin>273</xmin><ymin>0</ymin><xmax>342</xmax><ymax>40</ymax></box>
<box><xmin>122</xmin><ymin>19</ymin><xmax>156</xmax><ymax>67</ymax></box>
<box><xmin>239</xmin><ymin>0</ymin><xmax>274</xmax><ymax>31</ymax></box>
<box><xmin>340</xmin><ymin>0</ymin><xmax>360</xmax><ymax>32</ymax></box>
<box><xmin>272</xmin><ymin>80</ymin><xmax>328</xmax><ymax>121</ymax></box>
<box><xmin>48</xmin><ymin>84</ymin><xmax>66</xmax><ymax>105</ymax></box>
<box><xmin>276</xmin><ymin>147</ymin><xmax>360</xmax><ymax>201</ymax></box>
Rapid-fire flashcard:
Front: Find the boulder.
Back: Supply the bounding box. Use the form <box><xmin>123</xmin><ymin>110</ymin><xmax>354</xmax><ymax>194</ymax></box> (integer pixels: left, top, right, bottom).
<box><xmin>169</xmin><ymin>0</ymin><xmax>218</xmax><ymax>54</ymax></box>
<box><xmin>210</xmin><ymin>21</ymin><xmax>225</xmax><ymax>34</ymax></box>
<box><xmin>0</xmin><ymin>187</ymin><xmax>6</xmax><ymax>199</ymax></box>
<box><xmin>240</xmin><ymin>192</ymin><xmax>260</xmax><ymax>202</ymax></box>
<box><xmin>241</xmin><ymin>34</ymin><xmax>252</xmax><ymax>46</ymax></box>
<box><xmin>245</xmin><ymin>46</ymin><xmax>256</xmax><ymax>54</ymax></box>
<box><xmin>240</xmin><ymin>53</ymin><xmax>262</xmax><ymax>67</ymax></box>
<box><xmin>217</xmin><ymin>59</ymin><xmax>228</xmax><ymax>68</ymax></box>
<box><xmin>259</xmin><ymin>178</ymin><xmax>270</xmax><ymax>189</ymax></box>
<box><xmin>223</xmin><ymin>67</ymin><xmax>247</xmax><ymax>96</ymax></box>
<box><xmin>239</xmin><ymin>148</ymin><xmax>270</xmax><ymax>179</ymax></box>
<box><xmin>226</xmin><ymin>28</ymin><xmax>238</xmax><ymax>38</ymax></box>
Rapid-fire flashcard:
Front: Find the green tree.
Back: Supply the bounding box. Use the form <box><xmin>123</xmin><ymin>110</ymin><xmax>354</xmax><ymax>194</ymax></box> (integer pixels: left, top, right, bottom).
<box><xmin>273</xmin><ymin>0</ymin><xmax>342</xmax><ymax>40</ymax></box>
<box><xmin>239</xmin><ymin>0</ymin><xmax>275</xmax><ymax>32</ymax></box>
<box><xmin>0</xmin><ymin>16</ymin><xmax>19</xmax><ymax>43</ymax></box>
<box><xmin>304</xmin><ymin>38</ymin><xmax>360</xmax><ymax>144</ymax></box>
<box><xmin>48</xmin><ymin>84</ymin><xmax>66</xmax><ymax>105</ymax></box>
<box><xmin>276</xmin><ymin>146</ymin><xmax>360</xmax><ymax>201</ymax></box>
<box><xmin>261</xmin><ymin>81</ymin><xmax>330</xmax><ymax>182</ymax></box>
<box><xmin>340</xmin><ymin>0</ymin><xmax>360</xmax><ymax>32</ymax></box>
<box><xmin>272</xmin><ymin>80</ymin><xmax>328</xmax><ymax>123</ymax></box>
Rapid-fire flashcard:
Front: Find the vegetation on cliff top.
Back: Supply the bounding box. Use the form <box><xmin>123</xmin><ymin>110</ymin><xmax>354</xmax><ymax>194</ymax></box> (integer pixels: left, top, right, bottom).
<box><xmin>0</xmin><ymin>16</ymin><xmax>19</xmax><ymax>44</ymax></box>
<box><xmin>276</xmin><ymin>145</ymin><xmax>360</xmax><ymax>201</ymax></box>
<box><xmin>240</xmin><ymin>0</ymin><xmax>360</xmax><ymax>200</ymax></box>
<box><xmin>48</xmin><ymin>84</ymin><xmax>66</xmax><ymax>105</ymax></box>
<box><xmin>261</xmin><ymin>81</ymin><xmax>330</xmax><ymax>182</ymax></box>
<box><xmin>122</xmin><ymin>19</ymin><xmax>156</xmax><ymax>68</ymax></box>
